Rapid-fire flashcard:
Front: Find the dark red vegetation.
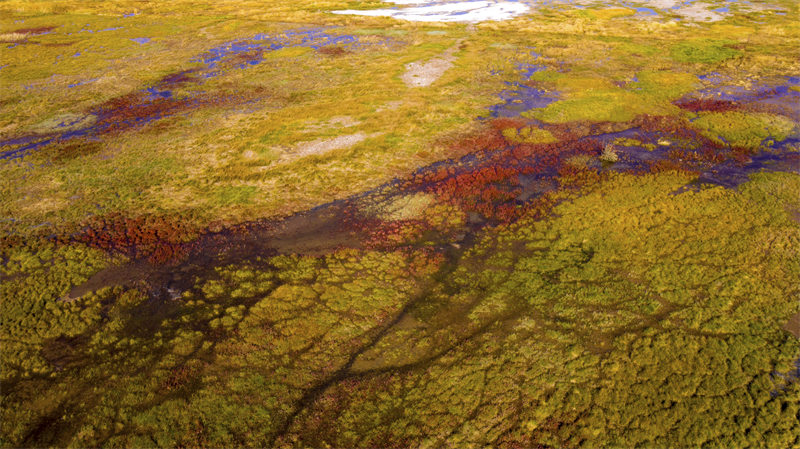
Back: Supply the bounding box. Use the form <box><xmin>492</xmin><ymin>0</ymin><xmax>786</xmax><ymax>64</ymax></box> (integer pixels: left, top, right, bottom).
<box><xmin>336</xmin><ymin>121</ymin><xmax>611</xmax><ymax>251</ymax></box>
<box><xmin>32</xmin><ymin>106</ymin><xmax>779</xmax><ymax>266</ymax></box>
<box><xmin>91</xmin><ymin>90</ymin><xmax>254</xmax><ymax>135</ymax></box>
<box><xmin>225</xmin><ymin>49</ymin><xmax>264</xmax><ymax>66</ymax></box>
<box><xmin>318</xmin><ymin>46</ymin><xmax>348</xmax><ymax>57</ymax></box>
<box><xmin>649</xmin><ymin>159</ymin><xmax>698</xmax><ymax>174</ymax></box>
<box><xmin>159</xmin><ymin>70</ymin><xmax>198</xmax><ymax>87</ymax></box>
<box><xmin>667</xmin><ymin>147</ymin><xmax>726</xmax><ymax>164</ymax></box>
<box><xmin>408</xmin><ymin>122</ymin><xmax>603</xmax><ymax>223</ymax></box>
<box><xmin>435</xmin><ymin>122</ymin><xmax>508</xmax><ymax>158</ymax></box>
<box><xmin>344</xmin><ymin>109</ymin><xmax>780</xmax><ymax>248</ymax></box>
<box><xmin>41</xmin><ymin>42</ymin><xmax>76</xmax><ymax>47</ymax></box>
<box><xmin>634</xmin><ymin>115</ymin><xmax>715</xmax><ymax>144</ymax></box>
<box><xmin>93</xmin><ymin>94</ymin><xmax>200</xmax><ymax>134</ymax></box>
<box><xmin>12</xmin><ymin>26</ymin><xmax>57</xmax><ymax>35</ymax></box>
<box><xmin>673</xmin><ymin>88</ymin><xmax>800</xmax><ymax>120</ymax></box>
<box><xmin>88</xmin><ymin>63</ymin><xmax>283</xmax><ymax>136</ymax></box>
<box><xmin>674</xmin><ymin>98</ymin><xmax>741</xmax><ymax>113</ymax></box>
<box><xmin>489</xmin><ymin>117</ymin><xmax>529</xmax><ymax>131</ymax></box>
<box><xmin>74</xmin><ymin>213</ymin><xmax>197</xmax><ymax>264</ymax></box>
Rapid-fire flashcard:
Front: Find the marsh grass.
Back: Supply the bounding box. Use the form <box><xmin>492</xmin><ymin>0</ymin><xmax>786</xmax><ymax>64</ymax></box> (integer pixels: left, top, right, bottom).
<box><xmin>1</xmin><ymin>0</ymin><xmax>800</xmax><ymax>445</ymax></box>
<box><xmin>0</xmin><ymin>32</ymin><xmax>27</xmax><ymax>42</ymax></box>
<box><xmin>3</xmin><ymin>1</ymin><xmax>798</xmax><ymax>231</ymax></box>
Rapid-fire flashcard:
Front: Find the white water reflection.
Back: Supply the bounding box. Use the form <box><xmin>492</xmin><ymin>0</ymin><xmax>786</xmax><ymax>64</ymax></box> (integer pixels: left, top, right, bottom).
<box><xmin>332</xmin><ymin>0</ymin><xmax>531</xmax><ymax>23</ymax></box>
<box><xmin>332</xmin><ymin>0</ymin><xmax>779</xmax><ymax>23</ymax></box>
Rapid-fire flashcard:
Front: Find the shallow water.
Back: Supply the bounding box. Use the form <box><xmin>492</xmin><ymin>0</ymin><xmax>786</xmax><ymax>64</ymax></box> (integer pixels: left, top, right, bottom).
<box><xmin>488</xmin><ymin>57</ymin><xmax>560</xmax><ymax>117</ymax></box>
<box><xmin>332</xmin><ymin>0</ymin><xmax>779</xmax><ymax>23</ymax></box>
<box><xmin>490</xmin><ymin>82</ymin><xmax>559</xmax><ymax>118</ymax></box>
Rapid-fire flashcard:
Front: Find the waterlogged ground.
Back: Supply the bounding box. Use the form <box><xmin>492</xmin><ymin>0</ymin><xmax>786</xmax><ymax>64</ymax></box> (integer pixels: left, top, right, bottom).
<box><xmin>1</xmin><ymin>0</ymin><xmax>799</xmax><ymax>447</ymax></box>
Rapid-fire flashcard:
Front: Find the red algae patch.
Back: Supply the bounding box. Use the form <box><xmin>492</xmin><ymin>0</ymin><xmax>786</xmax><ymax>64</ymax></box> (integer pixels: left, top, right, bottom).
<box><xmin>74</xmin><ymin>213</ymin><xmax>198</xmax><ymax>264</ymax></box>
<box><xmin>674</xmin><ymin>98</ymin><xmax>742</xmax><ymax>113</ymax></box>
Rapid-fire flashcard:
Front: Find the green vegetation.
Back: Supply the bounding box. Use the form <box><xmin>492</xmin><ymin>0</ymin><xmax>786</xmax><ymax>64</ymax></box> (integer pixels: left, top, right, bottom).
<box><xmin>524</xmin><ymin>71</ymin><xmax>698</xmax><ymax>123</ymax></box>
<box><xmin>502</xmin><ymin>126</ymin><xmax>558</xmax><ymax>144</ymax></box>
<box><xmin>1</xmin><ymin>243</ymin><xmax>108</xmax><ymax>381</ymax></box>
<box><xmin>671</xmin><ymin>39</ymin><xmax>742</xmax><ymax>64</ymax></box>
<box><xmin>2</xmin><ymin>0</ymin><xmax>799</xmax><ymax>447</ymax></box>
<box><xmin>614</xmin><ymin>136</ymin><xmax>655</xmax><ymax>150</ymax></box>
<box><xmin>2</xmin><ymin>0</ymin><xmax>798</xmax><ymax>232</ymax></box>
<box><xmin>2</xmin><ymin>172</ymin><xmax>798</xmax><ymax>447</ymax></box>
<box><xmin>275</xmin><ymin>171</ymin><xmax>800</xmax><ymax>447</ymax></box>
<box><xmin>214</xmin><ymin>185</ymin><xmax>259</xmax><ymax>206</ymax></box>
<box><xmin>692</xmin><ymin>111</ymin><xmax>798</xmax><ymax>149</ymax></box>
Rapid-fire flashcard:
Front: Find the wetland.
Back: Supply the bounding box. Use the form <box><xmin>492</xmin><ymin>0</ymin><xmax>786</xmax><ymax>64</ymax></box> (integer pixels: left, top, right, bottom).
<box><xmin>1</xmin><ymin>0</ymin><xmax>799</xmax><ymax>447</ymax></box>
